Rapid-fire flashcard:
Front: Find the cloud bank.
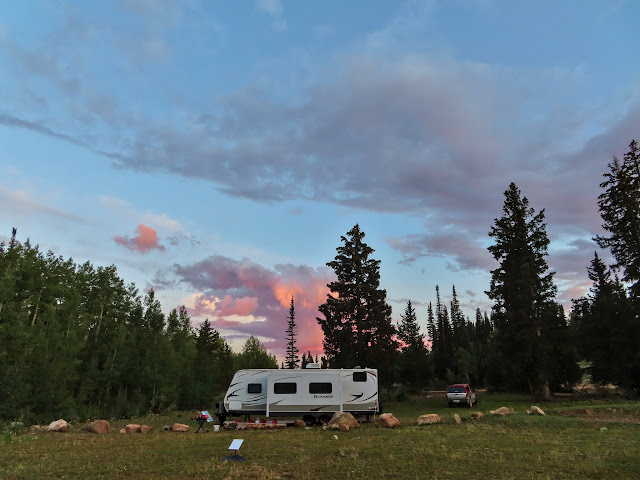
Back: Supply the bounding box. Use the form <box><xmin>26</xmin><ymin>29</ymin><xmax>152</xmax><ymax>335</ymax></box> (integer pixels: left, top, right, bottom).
<box><xmin>155</xmin><ymin>255</ymin><xmax>335</xmax><ymax>358</ymax></box>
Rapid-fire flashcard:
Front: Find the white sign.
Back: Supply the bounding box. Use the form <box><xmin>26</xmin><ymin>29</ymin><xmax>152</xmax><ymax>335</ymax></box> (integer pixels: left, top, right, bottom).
<box><xmin>228</xmin><ymin>439</ymin><xmax>244</xmax><ymax>451</ymax></box>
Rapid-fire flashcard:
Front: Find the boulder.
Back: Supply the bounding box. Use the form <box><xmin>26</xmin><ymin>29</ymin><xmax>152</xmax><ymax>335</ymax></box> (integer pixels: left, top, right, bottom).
<box><xmin>375</xmin><ymin>413</ymin><xmax>400</xmax><ymax>428</ymax></box>
<box><xmin>490</xmin><ymin>407</ymin><xmax>514</xmax><ymax>415</ymax></box>
<box><xmin>454</xmin><ymin>414</ymin><xmax>462</xmax><ymax>425</ymax></box>
<box><xmin>125</xmin><ymin>424</ymin><xmax>142</xmax><ymax>433</ymax></box>
<box><xmin>86</xmin><ymin>420</ymin><xmax>110</xmax><ymax>434</ymax></box>
<box><xmin>48</xmin><ymin>419</ymin><xmax>68</xmax><ymax>433</ymax></box>
<box><xmin>417</xmin><ymin>414</ymin><xmax>440</xmax><ymax>425</ymax></box>
<box><xmin>327</xmin><ymin>412</ymin><xmax>359</xmax><ymax>430</ymax></box>
<box><xmin>529</xmin><ymin>406</ymin><xmax>545</xmax><ymax>416</ymax></box>
<box><xmin>293</xmin><ymin>419</ymin><xmax>306</xmax><ymax>428</ymax></box>
<box><xmin>470</xmin><ymin>412</ymin><xmax>484</xmax><ymax>420</ymax></box>
<box><xmin>29</xmin><ymin>425</ymin><xmax>49</xmax><ymax>433</ymax></box>
<box><xmin>172</xmin><ymin>423</ymin><xmax>189</xmax><ymax>432</ymax></box>
<box><xmin>140</xmin><ymin>425</ymin><xmax>153</xmax><ymax>433</ymax></box>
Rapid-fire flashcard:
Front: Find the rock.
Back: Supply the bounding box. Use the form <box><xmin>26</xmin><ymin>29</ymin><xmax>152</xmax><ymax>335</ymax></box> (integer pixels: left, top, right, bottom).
<box><xmin>125</xmin><ymin>424</ymin><xmax>141</xmax><ymax>433</ymax></box>
<box><xmin>375</xmin><ymin>413</ymin><xmax>400</xmax><ymax>428</ymax></box>
<box><xmin>172</xmin><ymin>423</ymin><xmax>189</xmax><ymax>432</ymax></box>
<box><xmin>119</xmin><ymin>429</ymin><xmax>126</xmax><ymax>434</ymax></box>
<box><xmin>490</xmin><ymin>407</ymin><xmax>514</xmax><ymax>415</ymax></box>
<box><xmin>140</xmin><ymin>425</ymin><xmax>153</xmax><ymax>433</ymax></box>
<box><xmin>417</xmin><ymin>414</ymin><xmax>441</xmax><ymax>425</ymax></box>
<box><xmin>29</xmin><ymin>425</ymin><xmax>49</xmax><ymax>433</ymax></box>
<box><xmin>48</xmin><ymin>419</ymin><xmax>68</xmax><ymax>433</ymax></box>
<box><xmin>470</xmin><ymin>412</ymin><xmax>484</xmax><ymax>420</ymax></box>
<box><xmin>293</xmin><ymin>419</ymin><xmax>306</xmax><ymax>428</ymax></box>
<box><xmin>454</xmin><ymin>414</ymin><xmax>462</xmax><ymax>424</ymax></box>
<box><xmin>86</xmin><ymin>420</ymin><xmax>110</xmax><ymax>434</ymax></box>
<box><xmin>529</xmin><ymin>406</ymin><xmax>545</xmax><ymax>416</ymax></box>
<box><xmin>332</xmin><ymin>434</ymin><xmax>338</xmax><ymax>440</ymax></box>
<box><xmin>327</xmin><ymin>412</ymin><xmax>359</xmax><ymax>430</ymax></box>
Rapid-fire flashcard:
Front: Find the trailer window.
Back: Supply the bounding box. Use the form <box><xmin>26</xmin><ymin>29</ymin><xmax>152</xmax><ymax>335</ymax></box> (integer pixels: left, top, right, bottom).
<box><xmin>353</xmin><ymin>372</ymin><xmax>367</xmax><ymax>382</ymax></box>
<box><xmin>248</xmin><ymin>383</ymin><xmax>262</xmax><ymax>394</ymax></box>
<box><xmin>274</xmin><ymin>382</ymin><xmax>297</xmax><ymax>394</ymax></box>
<box><xmin>309</xmin><ymin>383</ymin><xmax>332</xmax><ymax>394</ymax></box>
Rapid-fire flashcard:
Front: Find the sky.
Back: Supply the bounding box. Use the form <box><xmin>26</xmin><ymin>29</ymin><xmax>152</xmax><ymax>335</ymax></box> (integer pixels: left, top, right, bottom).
<box><xmin>1</xmin><ymin>0</ymin><xmax>639</xmax><ymax>361</ymax></box>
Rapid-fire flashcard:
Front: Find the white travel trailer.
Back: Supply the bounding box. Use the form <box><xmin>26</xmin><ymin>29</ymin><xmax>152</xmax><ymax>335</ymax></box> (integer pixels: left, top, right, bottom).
<box><xmin>216</xmin><ymin>365</ymin><xmax>380</xmax><ymax>425</ymax></box>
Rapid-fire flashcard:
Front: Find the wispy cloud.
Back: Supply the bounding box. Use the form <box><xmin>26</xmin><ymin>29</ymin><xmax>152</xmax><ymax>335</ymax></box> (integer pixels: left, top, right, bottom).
<box><xmin>0</xmin><ymin>186</ymin><xmax>89</xmax><ymax>224</ymax></box>
<box><xmin>255</xmin><ymin>0</ymin><xmax>287</xmax><ymax>31</ymax></box>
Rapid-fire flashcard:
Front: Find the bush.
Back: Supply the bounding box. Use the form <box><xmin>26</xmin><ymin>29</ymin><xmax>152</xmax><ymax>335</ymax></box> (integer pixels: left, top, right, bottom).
<box><xmin>1</xmin><ymin>421</ymin><xmax>25</xmax><ymax>444</ymax></box>
<box><xmin>380</xmin><ymin>383</ymin><xmax>409</xmax><ymax>403</ymax></box>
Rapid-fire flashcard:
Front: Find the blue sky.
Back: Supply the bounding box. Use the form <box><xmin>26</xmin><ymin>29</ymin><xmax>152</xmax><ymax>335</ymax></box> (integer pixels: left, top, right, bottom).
<box><xmin>1</xmin><ymin>0</ymin><xmax>638</xmax><ymax>360</ymax></box>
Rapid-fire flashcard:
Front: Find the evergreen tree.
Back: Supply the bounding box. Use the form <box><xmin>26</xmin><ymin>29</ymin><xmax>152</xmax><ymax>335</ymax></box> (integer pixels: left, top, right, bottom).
<box><xmin>450</xmin><ymin>286</ymin><xmax>470</xmax><ymax>351</ymax></box>
<box><xmin>433</xmin><ymin>286</ymin><xmax>454</xmax><ymax>379</ymax></box>
<box><xmin>397</xmin><ymin>300</ymin><xmax>432</xmax><ymax>389</ymax></box>
<box><xmin>543</xmin><ymin>303</ymin><xmax>582</xmax><ymax>391</ymax></box>
<box><xmin>192</xmin><ymin>320</ymin><xmax>224</xmax><ymax>407</ymax></box>
<box><xmin>595</xmin><ymin>140</ymin><xmax>640</xmax><ymax>298</ymax></box>
<box><xmin>284</xmin><ymin>296</ymin><xmax>300</xmax><ymax>369</ymax></box>
<box><xmin>572</xmin><ymin>253</ymin><xmax>638</xmax><ymax>393</ymax></box>
<box><xmin>397</xmin><ymin>300</ymin><xmax>423</xmax><ymax>351</ymax></box>
<box><xmin>472</xmin><ymin>308</ymin><xmax>493</xmax><ymax>387</ymax></box>
<box><xmin>487</xmin><ymin>182</ymin><xmax>559</xmax><ymax>399</ymax></box>
<box><xmin>426</xmin><ymin>302</ymin><xmax>436</xmax><ymax>353</ymax></box>
<box><xmin>317</xmin><ymin>224</ymin><xmax>397</xmax><ymax>383</ymax></box>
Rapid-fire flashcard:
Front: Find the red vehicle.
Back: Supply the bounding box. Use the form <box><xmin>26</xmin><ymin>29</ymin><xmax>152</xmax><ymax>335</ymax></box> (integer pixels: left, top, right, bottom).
<box><xmin>447</xmin><ymin>384</ymin><xmax>476</xmax><ymax>407</ymax></box>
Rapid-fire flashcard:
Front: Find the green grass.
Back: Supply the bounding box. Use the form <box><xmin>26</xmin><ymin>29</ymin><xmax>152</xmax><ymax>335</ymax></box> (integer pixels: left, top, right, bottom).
<box><xmin>1</xmin><ymin>393</ymin><xmax>639</xmax><ymax>479</ymax></box>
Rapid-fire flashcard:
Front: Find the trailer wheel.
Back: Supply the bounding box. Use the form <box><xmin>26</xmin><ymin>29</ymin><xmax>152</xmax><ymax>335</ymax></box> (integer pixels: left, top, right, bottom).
<box><xmin>302</xmin><ymin>415</ymin><xmax>316</xmax><ymax>426</ymax></box>
<box><xmin>318</xmin><ymin>414</ymin><xmax>331</xmax><ymax>425</ymax></box>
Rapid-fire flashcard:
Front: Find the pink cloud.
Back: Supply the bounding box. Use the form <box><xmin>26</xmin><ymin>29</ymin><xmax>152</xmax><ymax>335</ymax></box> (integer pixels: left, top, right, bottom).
<box><xmin>190</xmin><ymin>294</ymin><xmax>259</xmax><ymax>318</ymax></box>
<box><xmin>114</xmin><ymin>224</ymin><xmax>165</xmax><ymax>253</ymax></box>
<box><xmin>164</xmin><ymin>256</ymin><xmax>333</xmax><ymax>358</ymax></box>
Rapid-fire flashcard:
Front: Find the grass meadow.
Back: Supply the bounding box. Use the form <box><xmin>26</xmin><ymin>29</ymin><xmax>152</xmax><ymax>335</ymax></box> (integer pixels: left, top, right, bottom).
<box><xmin>1</xmin><ymin>393</ymin><xmax>639</xmax><ymax>479</ymax></box>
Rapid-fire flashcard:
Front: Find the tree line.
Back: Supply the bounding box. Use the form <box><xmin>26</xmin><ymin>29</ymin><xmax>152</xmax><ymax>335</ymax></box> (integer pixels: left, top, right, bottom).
<box><xmin>1</xmin><ymin>140</ymin><xmax>638</xmax><ymax>422</ymax></box>
<box><xmin>0</xmin><ymin>235</ymin><xmax>277</xmax><ymax>423</ymax></box>
<box><xmin>313</xmin><ymin>140</ymin><xmax>639</xmax><ymax>399</ymax></box>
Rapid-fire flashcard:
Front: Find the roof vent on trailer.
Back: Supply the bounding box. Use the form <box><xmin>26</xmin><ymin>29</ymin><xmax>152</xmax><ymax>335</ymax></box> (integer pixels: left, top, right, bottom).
<box><xmin>305</xmin><ymin>363</ymin><xmax>321</xmax><ymax>369</ymax></box>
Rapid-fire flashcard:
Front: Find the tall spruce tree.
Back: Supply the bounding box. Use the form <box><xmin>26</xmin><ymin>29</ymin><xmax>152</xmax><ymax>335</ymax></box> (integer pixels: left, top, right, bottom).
<box><xmin>432</xmin><ymin>286</ymin><xmax>454</xmax><ymax>379</ymax></box>
<box><xmin>595</xmin><ymin>140</ymin><xmax>640</xmax><ymax>298</ymax></box>
<box><xmin>317</xmin><ymin>224</ymin><xmax>397</xmax><ymax>383</ymax></box>
<box><xmin>426</xmin><ymin>302</ymin><xmax>436</xmax><ymax>353</ymax></box>
<box><xmin>487</xmin><ymin>182</ymin><xmax>558</xmax><ymax>399</ymax></box>
<box><xmin>285</xmin><ymin>296</ymin><xmax>300</xmax><ymax>369</ymax></box>
<box><xmin>397</xmin><ymin>300</ymin><xmax>432</xmax><ymax>389</ymax></box>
